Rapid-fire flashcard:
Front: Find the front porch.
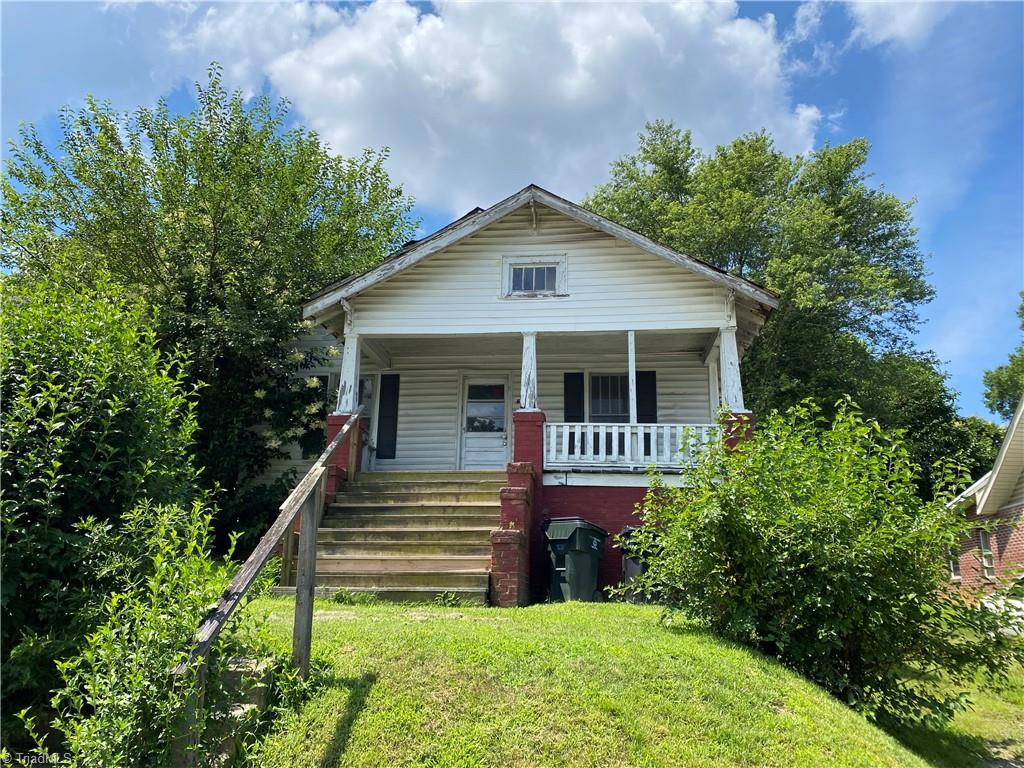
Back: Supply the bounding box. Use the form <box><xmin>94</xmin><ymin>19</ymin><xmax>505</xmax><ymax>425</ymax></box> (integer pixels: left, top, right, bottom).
<box><xmin>335</xmin><ymin>329</ymin><xmax>746</xmax><ymax>476</ymax></box>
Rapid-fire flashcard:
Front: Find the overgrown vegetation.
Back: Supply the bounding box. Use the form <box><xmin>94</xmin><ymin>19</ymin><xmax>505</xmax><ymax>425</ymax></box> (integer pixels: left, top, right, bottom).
<box><xmin>983</xmin><ymin>291</ymin><xmax>1024</xmax><ymax>421</ymax></box>
<box><xmin>2</xmin><ymin>63</ymin><xmax>417</xmax><ymax>551</ymax></box>
<box><xmin>621</xmin><ymin>402</ymin><xmax>1024</xmax><ymax>724</ymax></box>
<box><xmin>26</xmin><ymin>501</ymin><xmax>270</xmax><ymax>766</ymax></box>
<box><xmin>0</xmin><ymin>271</ymin><xmax>198</xmax><ymax>745</ymax></box>
<box><xmin>585</xmin><ymin>122</ymin><xmax>1004</xmax><ymax>490</ymax></box>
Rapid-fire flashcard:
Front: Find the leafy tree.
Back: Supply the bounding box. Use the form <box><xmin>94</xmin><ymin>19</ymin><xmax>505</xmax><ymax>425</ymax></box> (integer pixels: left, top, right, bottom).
<box><xmin>623</xmin><ymin>403</ymin><xmax>1024</xmax><ymax>724</ymax></box>
<box><xmin>983</xmin><ymin>292</ymin><xmax>1024</xmax><ymax>421</ymax></box>
<box><xmin>584</xmin><ymin>122</ymin><xmax>999</xmax><ymax>489</ymax></box>
<box><xmin>2</xmin><ymin>64</ymin><xmax>417</xmax><ymax>550</ymax></box>
<box><xmin>0</xmin><ymin>270</ymin><xmax>197</xmax><ymax>746</ymax></box>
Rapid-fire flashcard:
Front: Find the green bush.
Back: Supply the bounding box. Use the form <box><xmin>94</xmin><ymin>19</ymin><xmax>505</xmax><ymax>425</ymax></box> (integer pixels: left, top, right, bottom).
<box><xmin>623</xmin><ymin>401</ymin><xmax>1024</xmax><ymax>723</ymax></box>
<box><xmin>35</xmin><ymin>500</ymin><xmax>270</xmax><ymax>766</ymax></box>
<box><xmin>0</xmin><ymin>272</ymin><xmax>197</xmax><ymax>745</ymax></box>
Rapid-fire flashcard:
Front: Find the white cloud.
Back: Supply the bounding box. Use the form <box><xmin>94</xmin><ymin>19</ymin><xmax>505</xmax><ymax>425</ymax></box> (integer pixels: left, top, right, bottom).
<box><xmin>845</xmin><ymin>2</ymin><xmax>953</xmax><ymax>49</ymax></box>
<box><xmin>168</xmin><ymin>0</ymin><xmax>822</xmax><ymax>214</ymax></box>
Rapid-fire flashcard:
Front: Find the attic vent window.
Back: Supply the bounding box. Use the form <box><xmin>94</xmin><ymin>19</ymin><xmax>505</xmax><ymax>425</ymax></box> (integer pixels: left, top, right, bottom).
<box><xmin>502</xmin><ymin>254</ymin><xmax>567</xmax><ymax>298</ymax></box>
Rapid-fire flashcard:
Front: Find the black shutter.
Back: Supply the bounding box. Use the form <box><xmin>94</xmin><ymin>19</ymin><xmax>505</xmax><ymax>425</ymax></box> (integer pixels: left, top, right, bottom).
<box><xmin>376</xmin><ymin>374</ymin><xmax>400</xmax><ymax>460</ymax></box>
<box><xmin>637</xmin><ymin>371</ymin><xmax>657</xmax><ymax>423</ymax></box>
<box><xmin>564</xmin><ymin>372</ymin><xmax>584</xmax><ymax>455</ymax></box>
<box><xmin>564</xmin><ymin>372</ymin><xmax>584</xmax><ymax>421</ymax></box>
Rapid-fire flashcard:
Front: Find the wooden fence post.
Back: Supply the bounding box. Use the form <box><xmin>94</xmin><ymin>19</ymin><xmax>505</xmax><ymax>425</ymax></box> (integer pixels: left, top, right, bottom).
<box><xmin>292</xmin><ymin>477</ymin><xmax>322</xmax><ymax>678</ymax></box>
<box><xmin>172</xmin><ymin>660</ymin><xmax>208</xmax><ymax>767</ymax></box>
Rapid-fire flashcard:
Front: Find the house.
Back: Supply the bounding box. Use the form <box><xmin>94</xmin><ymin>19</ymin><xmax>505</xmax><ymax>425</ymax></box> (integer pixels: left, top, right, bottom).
<box><xmin>296</xmin><ymin>184</ymin><xmax>778</xmax><ymax>605</ymax></box>
<box><xmin>950</xmin><ymin>397</ymin><xmax>1024</xmax><ymax>591</ymax></box>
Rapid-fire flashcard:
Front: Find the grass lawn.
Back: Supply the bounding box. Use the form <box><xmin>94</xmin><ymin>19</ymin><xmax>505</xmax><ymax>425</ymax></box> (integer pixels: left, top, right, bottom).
<box><xmin>241</xmin><ymin>597</ymin><xmax>1024</xmax><ymax>768</ymax></box>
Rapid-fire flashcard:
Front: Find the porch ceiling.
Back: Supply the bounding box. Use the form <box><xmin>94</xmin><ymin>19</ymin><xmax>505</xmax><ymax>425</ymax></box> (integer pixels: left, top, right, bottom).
<box><xmin>360</xmin><ymin>330</ymin><xmax>714</xmax><ymax>361</ymax></box>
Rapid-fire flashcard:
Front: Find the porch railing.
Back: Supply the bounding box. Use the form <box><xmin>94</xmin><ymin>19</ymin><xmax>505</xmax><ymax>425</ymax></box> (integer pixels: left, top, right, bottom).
<box><xmin>544</xmin><ymin>422</ymin><xmax>718</xmax><ymax>470</ymax></box>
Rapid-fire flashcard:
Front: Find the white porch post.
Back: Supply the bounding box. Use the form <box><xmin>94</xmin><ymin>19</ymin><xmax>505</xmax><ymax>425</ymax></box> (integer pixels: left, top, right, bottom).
<box><xmin>718</xmin><ymin>327</ymin><xmax>745</xmax><ymax>412</ymax></box>
<box><xmin>708</xmin><ymin>358</ymin><xmax>721</xmax><ymax>418</ymax></box>
<box><xmin>627</xmin><ymin>330</ymin><xmax>638</xmax><ymax>423</ymax></box>
<box><xmin>336</xmin><ymin>331</ymin><xmax>361</xmax><ymax>414</ymax></box>
<box><xmin>519</xmin><ymin>331</ymin><xmax>538</xmax><ymax>411</ymax></box>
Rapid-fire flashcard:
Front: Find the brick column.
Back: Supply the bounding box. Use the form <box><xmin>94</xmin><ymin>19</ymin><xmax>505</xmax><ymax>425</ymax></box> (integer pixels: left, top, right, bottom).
<box><xmin>512</xmin><ymin>409</ymin><xmax>545</xmax><ymax>502</ymax></box>
<box><xmin>325</xmin><ymin>414</ymin><xmax>362</xmax><ymax>496</ymax></box>
<box><xmin>723</xmin><ymin>411</ymin><xmax>755</xmax><ymax>449</ymax></box>
<box><xmin>490</xmin><ymin>462</ymin><xmax>534</xmax><ymax>607</ymax></box>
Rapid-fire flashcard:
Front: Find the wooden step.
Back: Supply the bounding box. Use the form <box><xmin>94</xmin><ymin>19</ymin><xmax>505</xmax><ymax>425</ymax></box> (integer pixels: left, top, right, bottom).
<box><xmin>328</xmin><ymin>501</ymin><xmax>499</xmax><ymax>513</ymax></box>
<box><xmin>334</xmin><ymin>490</ymin><xmax>500</xmax><ymax>504</ymax></box>
<box><xmin>310</xmin><ymin>570</ymin><xmax>490</xmax><ymax>590</ymax></box>
<box><xmin>271</xmin><ymin>585</ymin><xmax>488</xmax><ymax>605</ymax></box>
<box><xmin>320</xmin><ymin>513</ymin><xmax>499</xmax><ymax>529</ymax></box>
<box><xmin>316</xmin><ymin>527</ymin><xmax>494</xmax><ymax>544</ymax></box>
<box><xmin>318</xmin><ymin>541</ymin><xmax>491</xmax><ymax>557</ymax></box>
<box><xmin>313</xmin><ymin>555</ymin><xmax>491</xmax><ymax>572</ymax></box>
<box><xmin>354</xmin><ymin>471</ymin><xmax>506</xmax><ymax>483</ymax></box>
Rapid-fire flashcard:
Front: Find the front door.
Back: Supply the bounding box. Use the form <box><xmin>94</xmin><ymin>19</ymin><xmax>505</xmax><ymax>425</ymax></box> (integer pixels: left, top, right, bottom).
<box><xmin>459</xmin><ymin>378</ymin><xmax>509</xmax><ymax>469</ymax></box>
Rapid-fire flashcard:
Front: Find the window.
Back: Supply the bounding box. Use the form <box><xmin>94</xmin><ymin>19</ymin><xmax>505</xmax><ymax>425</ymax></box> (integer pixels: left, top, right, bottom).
<box><xmin>465</xmin><ymin>384</ymin><xmax>506</xmax><ymax>433</ymax></box>
<box><xmin>502</xmin><ymin>254</ymin><xmax>567</xmax><ymax>297</ymax></box>
<box><xmin>590</xmin><ymin>374</ymin><xmax>629</xmax><ymax>423</ymax></box>
<box><xmin>511</xmin><ymin>265</ymin><xmax>557</xmax><ymax>295</ymax></box>
<box><xmin>979</xmin><ymin>530</ymin><xmax>995</xmax><ymax>580</ymax></box>
<box><xmin>949</xmin><ymin>550</ymin><xmax>961</xmax><ymax>581</ymax></box>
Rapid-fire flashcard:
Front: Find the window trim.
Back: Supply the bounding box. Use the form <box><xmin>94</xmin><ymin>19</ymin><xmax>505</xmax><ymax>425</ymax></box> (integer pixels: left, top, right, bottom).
<box><xmin>500</xmin><ymin>254</ymin><xmax>568</xmax><ymax>298</ymax></box>
<box><xmin>979</xmin><ymin>530</ymin><xmax>996</xmax><ymax>581</ymax></box>
<box><xmin>949</xmin><ymin>550</ymin><xmax>961</xmax><ymax>582</ymax></box>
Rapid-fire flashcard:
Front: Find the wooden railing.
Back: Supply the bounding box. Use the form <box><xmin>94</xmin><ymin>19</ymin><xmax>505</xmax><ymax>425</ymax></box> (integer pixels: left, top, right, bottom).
<box><xmin>544</xmin><ymin>422</ymin><xmax>718</xmax><ymax>470</ymax></box>
<box><xmin>175</xmin><ymin>409</ymin><xmax>360</xmax><ymax>680</ymax></box>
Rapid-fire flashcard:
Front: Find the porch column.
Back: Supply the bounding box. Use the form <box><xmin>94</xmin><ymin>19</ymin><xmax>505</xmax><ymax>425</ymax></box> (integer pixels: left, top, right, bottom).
<box><xmin>707</xmin><ymin>358</ymin><xmax>721</xmax><ymax>418</ymax></box>
<box><xmin>519</xmin><ymin>331</ymin><xmax>538</xmax><ymax>411</ymax></box>
<box><xmin>335</xmin><ymin>331</ymin><xmax>361</xmax><ymax>414</ymax></box>
<box><xmin>718</xmin><ymin>326</ymin><xmax>745</xmax><ymax>412</ymax></box>
<box><xmin>627</xmin><ymin>330</ymin><xmax>638</xmax><ymax>423</ymax></box>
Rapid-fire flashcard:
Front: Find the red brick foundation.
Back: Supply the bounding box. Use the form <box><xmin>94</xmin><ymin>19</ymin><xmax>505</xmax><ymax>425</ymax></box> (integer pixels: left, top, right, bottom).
<box><xmin>490</xmin><ymin>462</ymin><xmax>535</xmax><ymax>607</ymax></box>
<box><xmin>956</xmin><ymin>504</ymin><xmax>1024</xmax><ymax>592</ymax></box>
<box><xmin>539</xmin><ymin>485</ymin><xmax>648</xmax><ymax>596</ymax></box>
<box><xmin>325</xmin><ymin>413</ymin><xmax>363</xmax><ymax>496</ymax></box>
<box><xmin>723</xmin><ymin>411</ymin><xmax>755</xmax><ymax>448</ymax></box>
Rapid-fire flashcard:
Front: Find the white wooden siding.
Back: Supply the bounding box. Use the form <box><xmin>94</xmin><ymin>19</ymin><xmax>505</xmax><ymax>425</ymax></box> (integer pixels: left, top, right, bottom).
<box><xmin>350</xmin><ymin>206</ymin><xmax>729</xmax><ymax>336</ymax></box>
<box><xmin>364</xmin><ymin>348</ymin><xmax>711</xmax><ymax>471</ymax></box>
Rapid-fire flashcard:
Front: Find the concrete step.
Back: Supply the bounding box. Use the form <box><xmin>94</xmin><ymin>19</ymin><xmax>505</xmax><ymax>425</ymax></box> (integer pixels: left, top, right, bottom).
<box><xmin>312</xmin><ymin>555</ymin><xmax>491</xmax><ymax>573</ymax></box>
<box><xmin>310</xmin><ymin>570</ymin><xmax>490</xmax><ymax>590</ymax></box>
<box><xmin>335</xmin><ymin>490</ymin><xmax>501</xmax><ymax>504</ymax></box>
<box><xmin>321</xmin><ymin>514</ymin><xmax>499</xmax><ymax>529</ymax></box>
<box><xmin>316</xmin><ymin>527</ymin><xmax>494</xmax><ymax>544</ymax></box>
<box><xmin>271</xmin><ymin>585</ymin><xmax>488</xmax><ymax>605</ymax></box>
<box><xmin>317</xmin><ymin>541</ymin><xmax>491</xmax><ymax>557</ymax></box>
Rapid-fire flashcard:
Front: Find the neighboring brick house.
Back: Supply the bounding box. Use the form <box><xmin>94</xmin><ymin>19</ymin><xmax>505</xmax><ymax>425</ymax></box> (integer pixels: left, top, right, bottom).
<box><xmin>294</xmin><ymin>184</ymin><xmax>778</xmax><ymax>605</ymax></box>
<box><xmin>950</xmin><ymin>397</ymin><xmax>1024</xmax><ymax>592</ymax></box>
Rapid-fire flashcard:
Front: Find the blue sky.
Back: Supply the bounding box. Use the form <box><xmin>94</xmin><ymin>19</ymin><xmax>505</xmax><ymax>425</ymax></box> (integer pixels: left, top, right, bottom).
<box><xmin>3</xmin><ymin>1</ymin><xmax>1021</xmax><ymax>419</ymax></box>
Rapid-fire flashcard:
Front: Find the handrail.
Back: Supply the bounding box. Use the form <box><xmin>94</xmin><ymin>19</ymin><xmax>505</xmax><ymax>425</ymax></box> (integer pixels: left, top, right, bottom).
<box><xmin>173</xmin><ymin>409</ymin><xmax>361</xmax><ymax>675</ymax></box>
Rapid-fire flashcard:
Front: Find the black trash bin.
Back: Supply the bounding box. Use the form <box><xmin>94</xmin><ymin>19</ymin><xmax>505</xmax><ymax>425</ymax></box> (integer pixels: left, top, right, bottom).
<box><xmin>543</xmin><ymin>517</ymin><xmax>609</xmax><ymax>602</ymax></box>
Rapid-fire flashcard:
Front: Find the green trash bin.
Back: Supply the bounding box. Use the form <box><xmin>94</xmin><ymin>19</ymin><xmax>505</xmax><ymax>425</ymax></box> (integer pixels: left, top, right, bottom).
<box><xmin>543</xmin><ymin>517</ymin><xmax>609</xmax><ymax>602</ymax></box>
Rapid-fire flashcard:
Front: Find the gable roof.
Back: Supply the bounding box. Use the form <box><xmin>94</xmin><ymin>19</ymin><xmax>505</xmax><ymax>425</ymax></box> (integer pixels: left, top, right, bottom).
<box><xmin>976</xmin><ymin>396</ymin><xmax>1024</xmax><ymax>515</ymax></box>
<box><xmin>304</xmin><ymin>184</ymin><xmax>779</xmax><ymax>320</ymax></box>
<box><xmin>949</xmin><ymin>396</ymin><xmax>1024</xmax><ymax>515</ymax></box>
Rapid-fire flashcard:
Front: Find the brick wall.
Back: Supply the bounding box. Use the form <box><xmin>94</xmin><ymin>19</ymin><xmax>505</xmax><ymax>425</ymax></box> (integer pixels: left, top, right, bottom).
<box><xmin>535</xmin><ymin>485</ymin><xmax>648</xmax><ymax>598</ymax></box>
<box><xmin>956</xmin><ymin>503</ymin><xmax>1024</xmax><ymax>592</ymax></box>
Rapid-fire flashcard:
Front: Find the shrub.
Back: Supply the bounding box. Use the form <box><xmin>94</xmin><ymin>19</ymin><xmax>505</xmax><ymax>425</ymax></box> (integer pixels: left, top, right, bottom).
<box><xmin>0</xmin><ymin>272</ymin><xmax>197</xmax><ymax>745</ymax></box>
<box><xmin>35</xmin><ymin>500</ymin><xmax>271</xmax><ymax>766</ymax></box>
<box><xmin>623</xmin><ymin>401</ymin><xmax>1024</xmax><ymax>723</ymax></box>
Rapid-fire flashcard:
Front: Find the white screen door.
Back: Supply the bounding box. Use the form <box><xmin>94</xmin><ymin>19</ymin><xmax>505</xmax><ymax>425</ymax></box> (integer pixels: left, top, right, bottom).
<box><xmin>459</xmin><ymin>378</ymin><xmax>509</xmax><ymax>469</ymax></box>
